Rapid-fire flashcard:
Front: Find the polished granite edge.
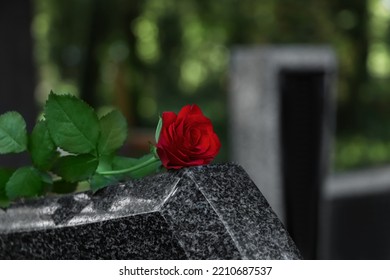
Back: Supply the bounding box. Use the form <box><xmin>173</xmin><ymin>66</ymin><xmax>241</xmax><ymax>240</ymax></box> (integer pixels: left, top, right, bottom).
<box><xmin>0</xmin><ymin>171</ymin><xmax>182</xmax><ymax>234</ymax></box>
<box><xmin>160</xmin><ymin>177</ymin><xmax>242</xmax><ymax>259</ymax></box>
<box><xmin>184</xmin><ymin>163</ymin><xmax>302</xmax><ymax>259</ymax></box>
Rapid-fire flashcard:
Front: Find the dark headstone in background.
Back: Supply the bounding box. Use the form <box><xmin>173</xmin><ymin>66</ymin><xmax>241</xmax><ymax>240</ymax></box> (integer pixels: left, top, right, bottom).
<box><xmin>229</xmin><ymin>46</ymin><xmax>337</xmax><ymax>259</ymax></box>
<box><xmin>0</xmin><ymin>163</ymin><xmax>301</xmax><ymax>260</ymax></box>
<box><xmin>0</xmin><ymin>1</ymin><xmax>37</xmax><ymax>168</ymax></box>
<box><xmin>320</xmin><ymin>166</ymin><xmax>390</xmax><ymax>259</ymax></box>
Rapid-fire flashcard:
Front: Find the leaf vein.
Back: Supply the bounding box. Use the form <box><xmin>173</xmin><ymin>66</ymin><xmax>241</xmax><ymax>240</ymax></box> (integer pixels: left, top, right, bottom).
<box><xmin>0</xmin><ymin>127</ymin><xmax>24</xmax><ymax>149</ymax></box>
<box><xmin>55</xmin><ymin>99</ymin><xmax>96</xmax><ymax>149</ymax></box>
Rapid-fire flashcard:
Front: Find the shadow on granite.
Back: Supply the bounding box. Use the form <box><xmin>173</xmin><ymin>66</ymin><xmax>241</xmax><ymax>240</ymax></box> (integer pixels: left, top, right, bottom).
<box><xmin>0</xmin><ymin>163</ymin><xmax>301</xmax><ymax>260</ymax></box>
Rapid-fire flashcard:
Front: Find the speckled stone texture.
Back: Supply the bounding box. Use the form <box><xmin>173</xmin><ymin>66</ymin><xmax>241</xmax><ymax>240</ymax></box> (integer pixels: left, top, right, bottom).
<box><xmin>0</xmin><ymin>163</ymin><xmax>301</xmax><ymax>260</ymax></box>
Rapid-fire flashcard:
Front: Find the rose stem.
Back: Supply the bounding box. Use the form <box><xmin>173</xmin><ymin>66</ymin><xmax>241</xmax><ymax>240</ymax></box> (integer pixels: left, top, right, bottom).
<box><xmin>97</xmin><ymin>155</ymin><xmax>160</xmax><ymax>175</ymax></box>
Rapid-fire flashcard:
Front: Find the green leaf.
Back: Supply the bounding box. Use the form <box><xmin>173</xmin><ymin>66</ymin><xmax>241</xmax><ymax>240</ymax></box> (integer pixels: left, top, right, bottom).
<box><xmin>29</xmin><ymin>120</ymin><xmax>59</xmax><ymax>170</ymax></box>
<box><xmin>0</xmin><ymin>168</ymin><xmax>14</xmax><ymax>208</ymax></box>
<box><xmin>38</xmin><ymin>170</ymin><xmax>53</xmax><ymax>185</ymax></box>
<box><xmin>38</xmin><ymin>171</ymin><xmax>54</xmax><ymax>194</ymax></box>
<box><xmin>54</xmin><ymin>154</ymin><xmax>98</xmax><ymax>182</ymax></box>
<box><xmin>0</xmin><ymin>111</ymin><xmax>27</xmax><ymax>154</ymax></box>
<box><xmin>51</xmin><ymin>180</ymin><xmax>78</xmax><ymax>194</ymax></box>
<box><xmin>44</xmin><ymin>92</ymin><xmax>100</xmax><ymax>154</ymax></box>
<box><xmin>5</xmin><ymin>167</ymin><xmax>44</xmax><ymax>200</ymax></box>
<box><xmin>89</xmin><ymin>174</ymin><xmax>118</xmax><ymax>192</ymax></box>
<box><xmin>98</xmin><ymin>109</ymin><xmax>128</xmax><ymax>155</ymax></box>
<box><xmin>155</xmin><ymin>116</ymin><xmax>162</xmax><ymax>143</ymax></box>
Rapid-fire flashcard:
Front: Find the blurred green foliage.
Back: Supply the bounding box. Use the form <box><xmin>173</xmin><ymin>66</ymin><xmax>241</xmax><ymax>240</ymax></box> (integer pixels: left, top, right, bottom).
<box><xmin>32</xmin><ymin>0</ymin><xmax>390</xmax><ymax>171</ymax></box>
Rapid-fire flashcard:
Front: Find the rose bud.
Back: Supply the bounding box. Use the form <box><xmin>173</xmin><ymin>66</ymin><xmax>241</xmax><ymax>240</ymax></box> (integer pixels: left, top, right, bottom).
<box><xmin>156</xmin><ymin>104</ymin><xmax>221</xmax><ymax>169</ymax></box>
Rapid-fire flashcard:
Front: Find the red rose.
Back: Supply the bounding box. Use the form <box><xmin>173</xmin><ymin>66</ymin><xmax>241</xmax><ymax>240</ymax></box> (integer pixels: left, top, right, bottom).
<box><xmin>156</xmin><ymin>104</ymin><xmax>221</xmax><ymax>169</ymax></box>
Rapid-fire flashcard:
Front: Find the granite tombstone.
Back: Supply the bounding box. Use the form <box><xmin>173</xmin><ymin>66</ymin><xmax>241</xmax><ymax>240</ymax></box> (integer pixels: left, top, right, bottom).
<box><xmin>0</xmin><ymin>163</ymin><xmax>301</xmax><ymax>260</ymax></box>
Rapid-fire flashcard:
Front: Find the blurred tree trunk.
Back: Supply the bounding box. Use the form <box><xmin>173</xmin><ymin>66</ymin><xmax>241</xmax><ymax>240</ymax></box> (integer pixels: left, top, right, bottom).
<box><xmin>80</xmin><ymin>0</ymin><xmax>141</xmax><ymax>126</ymax></box>
<box><xmin>79</xmin><ymin>0</ymin><xmax>104</xmax><ymax>108</ymax></box>
<box><xmin>0</xmin><ymin>0</ymin><xmax>36</xmax><ymax>167</ymax></box>
<box><xmin>332</xmin><ymin>0</ymin><xmax>369</xmax><ymax>132</ymax></box>
<box><xmin>118</xmin><ymin>0</ymin><xmax>142</xmax><ymax>126</ymax></box>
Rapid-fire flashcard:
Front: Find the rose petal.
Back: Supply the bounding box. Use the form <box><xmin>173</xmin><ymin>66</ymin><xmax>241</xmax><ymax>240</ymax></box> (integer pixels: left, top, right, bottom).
<box><xmin>163</xmin><ymin>149</ymin><xmax>189</xmax><ymax>169</ymax></box>
<box><xmin>175</xmin><ymin>105</ymin><xmax>191</xmax><ymax>124</ymax></box>
<box><xmin>177</xmin><ymin>104</ymin><xmax>203</xmax><ymax>123</ymax></box>
<box><xmin>161</xmin><ymin>111</ymin><xmax>177</xmax><ymax>127</ymax></box>
<box><xmin>187</xmin><ymin>104</ymin><xmax>203</xmax><ymax>116</ymax></box>
<box><xmin>203</xmin><ymin>133</ymin><xmax>221</xmax><ymax>157</ymax></box>
<box><xmin>157</xmin><ymin>112</ymin><xmax>177</xmax><ymax>145</ymax></box>
<box><xmin>189</xmin><ymin>127</ymin><xmax>201</xmax><ymax>146</ymax></box>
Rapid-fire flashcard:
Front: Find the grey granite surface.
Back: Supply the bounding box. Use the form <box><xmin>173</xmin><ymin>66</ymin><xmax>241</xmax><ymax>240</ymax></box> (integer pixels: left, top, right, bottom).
<box><xmin>0</xmin><ymin>163</ymin><xmax>301</xmax><ymax>260</ymax></box>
